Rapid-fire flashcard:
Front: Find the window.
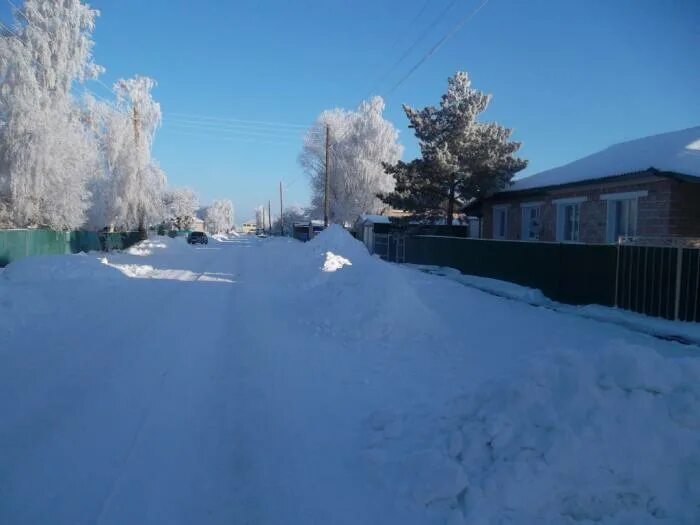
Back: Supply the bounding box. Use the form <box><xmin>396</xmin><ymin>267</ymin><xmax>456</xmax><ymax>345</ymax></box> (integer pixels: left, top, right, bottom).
<box><xmin>602</xmin><ymin>191</ymin><xmax>646</xmax><ymax>243</ymax></box>
<box><xmin>607</xmin><ymin>199</ymin><xmax>638</xmax><ymax>242</ymax></box>
<box><xmin>493</xmin><ymin>206</ymin><xmax>508</xmax><ymax>239</ymax></box>
<box><xmin>521</xmin><ymin>203</ymin><xmax>543</xmax><ymax>240</ymax></box>
<box><xmin>555</xmin><ymin>198</ymin><xmax>586</xmax><ymax>242</ymax></box>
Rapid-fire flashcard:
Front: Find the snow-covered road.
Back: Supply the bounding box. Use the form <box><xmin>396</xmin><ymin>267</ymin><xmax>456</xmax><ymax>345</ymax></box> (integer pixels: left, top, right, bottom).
<box><xmin>1</xmin><ymin>230</ymin><xmax>698</xmax><ymax>524</ymax></box>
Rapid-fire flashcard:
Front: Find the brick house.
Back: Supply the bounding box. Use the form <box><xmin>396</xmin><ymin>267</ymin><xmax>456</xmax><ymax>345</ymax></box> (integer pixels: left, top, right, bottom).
<box><xmin>478</xmin><ymin>127</ymin><xmax>700</xmax><ymax>243</ymax></box>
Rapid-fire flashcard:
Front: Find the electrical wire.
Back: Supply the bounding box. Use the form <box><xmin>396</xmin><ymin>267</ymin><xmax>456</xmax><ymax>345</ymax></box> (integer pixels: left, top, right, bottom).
<box><xmin>387</xmin><ymin>0</ymin><xmax>491</xmax><ymax>95</ymax></box>
<box><xmin>370</xmin><ymin>0</ymin><xmax>461</xmax><ymax>94</ymax></box>
<box><xmin>164</xmin><ymin>111</ymin><xmax>309</xmax><ymax>130</ymax></box>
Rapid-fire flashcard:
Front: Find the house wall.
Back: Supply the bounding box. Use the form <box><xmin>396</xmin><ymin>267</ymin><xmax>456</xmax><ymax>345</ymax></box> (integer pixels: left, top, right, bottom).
<box><xmin>669</xmin><ymin>181</ymin><xmax>700</xmax><ymax>237</ymax></box>
<box><xmin>482</xmin><ymin>176</ymin><xmax>693</xmax><ymax>243</ymax></box>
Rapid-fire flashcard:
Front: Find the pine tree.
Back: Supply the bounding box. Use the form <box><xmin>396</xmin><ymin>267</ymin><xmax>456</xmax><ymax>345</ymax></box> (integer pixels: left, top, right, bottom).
<box><xmin>381</xmin><ymin>72</ymin><xmax>527</xmax><ymax>225</ymax></box>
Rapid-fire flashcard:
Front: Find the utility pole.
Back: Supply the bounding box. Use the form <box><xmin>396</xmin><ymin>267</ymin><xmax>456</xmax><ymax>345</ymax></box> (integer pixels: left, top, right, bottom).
<box><xmin>268</xmin><ymin>200</ymin><xmax>272</xmax><ymax>236</ymax></box>
<box><xmin>324</xmin><ymin>125</ymin><xmax>330</xmax><ymax>228</ymax></box>
<box><xmin>279</xmin><ymin>181</ymin><xmax>284</xmax><ymax>236</ymax></box>
<box><xmin>133</xmin><ymin>106</ymin><xmax>147</xmax><ymax>240</ymax></box>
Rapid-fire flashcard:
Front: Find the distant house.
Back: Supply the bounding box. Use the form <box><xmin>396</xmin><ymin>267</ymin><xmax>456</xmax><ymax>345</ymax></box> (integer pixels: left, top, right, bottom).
<box><xmin>191</xmin><ymin>217</ymin><xmax>205</xmax><ymax>232</ymax></box>
<box><xmin>239</xmin><ymin>221</ymin><xmax>257</xmax><ymax>235</ymax></box>
<box><xmin>476</xmin><ymin>127</ymin><xmax>700</xmax><ymax>244</ymax></box>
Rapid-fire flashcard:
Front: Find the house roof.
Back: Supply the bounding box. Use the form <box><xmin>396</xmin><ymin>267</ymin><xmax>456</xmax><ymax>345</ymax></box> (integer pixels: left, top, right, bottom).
<box><xmin>508</xmin><ymin>126</ymin><xmax>700</xmax><ymax>192</ymax></box>
<box><xmin>357</xmin><ymin>214</ymin><xmax>391</xmax><ymax>224</ymax></box>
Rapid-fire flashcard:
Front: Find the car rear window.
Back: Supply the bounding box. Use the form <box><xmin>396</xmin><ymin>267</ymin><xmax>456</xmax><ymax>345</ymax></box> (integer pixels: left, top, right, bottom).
<box><xmin>191</xmin><ymin>232</ymin><xmax>204</xmax><ymax>237</ymax></box>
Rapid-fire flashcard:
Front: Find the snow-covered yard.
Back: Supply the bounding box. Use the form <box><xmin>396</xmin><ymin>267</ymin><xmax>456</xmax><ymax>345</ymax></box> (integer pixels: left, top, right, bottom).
<box><xmin>0</xmin><ymin>228</ymin><xmax>698</xmax><ymax>525</ymax></box>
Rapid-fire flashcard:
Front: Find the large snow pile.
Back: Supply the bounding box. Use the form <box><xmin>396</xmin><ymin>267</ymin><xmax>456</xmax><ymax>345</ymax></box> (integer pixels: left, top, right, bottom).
<box><xmin>308</xmin><ymin>224</ymin><xmax>373</xmax><ymax>263</ymax></box>
<box><xmin>253</xmin><ymin>226</ymin><xmax>445</xmax><ymax>344</ymax></box>
<box><xmin>1</xmin><ymin>253</ymin><xmax>123</xmax><ymax>283</ymax></box>
<box><xmin>510</xmin><ymin>126</ymin><xmax>700</xmax><ymax>191</ymax></box>
<box><xmin>368</xmin><ymin>343</ymin><xmax>700</xmax><ymax>524</ymax></box>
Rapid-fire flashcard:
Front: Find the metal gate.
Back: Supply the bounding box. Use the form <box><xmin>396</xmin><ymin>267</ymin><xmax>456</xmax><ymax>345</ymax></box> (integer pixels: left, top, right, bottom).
<box><xmin>371</xmin><ymin>233</ymin><xmax>405</xmax><ymax>263</ymax></box>
<box><xmin>616</xmin><ymin>237</ymin><xmax>700</xmax><ymax>321</ymax></box>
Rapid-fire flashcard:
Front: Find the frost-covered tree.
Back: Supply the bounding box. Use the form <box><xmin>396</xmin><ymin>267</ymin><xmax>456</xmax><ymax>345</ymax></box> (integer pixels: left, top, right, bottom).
<box><xmin>299</xmin><ymin>96</ymin><xmax>402</xmax><ymax>225</ymax></box>
<box><xmin>255</xmin><ymin>206</ymin><xmax>264</xmax><ymax>231</ymax></box>
<box><xmin>89</xmin><ymin>76</ymin><xmax>165</xmax><ymax>231</ymax></box>
<box><xmin>204</xmin><ymin>199</ymin><xmax>234</xmax><ymax>233</ymax></box>
<box><xmin>0</xmin><ymin>0</ymin><xmax>103</xmax><ymax>229</ymax></box>
<box><xmin>272</xmin><ymin>205</ymin><xmax>308</xmax><ymax>235</ymax></box>
<box><xmin>381</xmin><ymin>72</ymin><xmax>527</xmax><ymax>225</ymax></box>
<box><xmin>163</xmin><ymin>187</ymin><xmax>198</xmax><ymax>230</ymax></box>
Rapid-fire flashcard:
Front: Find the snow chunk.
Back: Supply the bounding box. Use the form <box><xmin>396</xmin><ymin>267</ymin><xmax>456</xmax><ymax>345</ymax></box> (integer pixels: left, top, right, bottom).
<box><xmin>510</xmin><ymin>126</ymin><xmax>700</xmax><ymax>191</ymax></box>
<box><xmin>404</xmin><ymin>449</ymin><xmax>469</xmax><ymax>505</ymax></box>
<box><xmin>322</xmin><ymin>252</ymin><xmax>352</xmax><ymax>272</ymax></box>
<box><xmin>374</xmin><ymin>344</ymin><xmax>700</xmax><ymax>523</ymax></box>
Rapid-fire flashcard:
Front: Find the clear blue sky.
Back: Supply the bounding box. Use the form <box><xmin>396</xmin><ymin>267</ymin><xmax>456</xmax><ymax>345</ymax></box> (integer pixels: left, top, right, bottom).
<box><xmin>3</xmin><ymin>0</ymin><xmax>699</xmax><ymax>222</ymax></box>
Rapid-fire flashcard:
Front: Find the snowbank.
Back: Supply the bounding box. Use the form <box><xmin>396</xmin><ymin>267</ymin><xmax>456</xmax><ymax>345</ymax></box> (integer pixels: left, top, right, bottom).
<box><xmin>289</xmin><ymin>226</ymin><xmax>447</xmax><ymax>343</ymax></box>
<box><xmin>308</xmin><ymin>224</ymin><xmax>372</xmax><ymax>263</ymax></box>
<box><xmin>369</xmin><ymin>343</ymin><xmax>700</xmax><ymax>524</ymax></box>
<box><xmin>413</xmin><ymin>265</ymin><xmax>700</xmax><ymax>344</ymax></box>
<box><xmin>125</xmin><ymin>236</ymin><xmax>188</xmax><ymax>256</ymax></box>
<box><xmin>1</xmin><ymin>253</ymin><xmax>123</xmax><ymax>283</ymax></box>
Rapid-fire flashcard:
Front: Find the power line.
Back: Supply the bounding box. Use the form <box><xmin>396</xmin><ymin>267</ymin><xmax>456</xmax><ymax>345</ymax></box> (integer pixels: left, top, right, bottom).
<box><xmin>163</xmin><ymin>115</ymin><xmax>321</xmax><ymax>136</ymax></box>
<box><xmin>161</xmin><ymin>128</ymin><xmax>322</xmax><ymax>146</ymax></box>
<box><xmin>164</xmin><ymin>111</ymin><xmax>309</xmax><ymax>129</ymax></box>
<box><xmin>163</xmin><ymin>121</ymin><xmax>316</xmax><ymax>141</ymax></box>
<box><xmin>388</xmin><ymin>0</ymin><xmax>491</xmax><ymax>95</ymax></box>
<box><xmin>370</xmin><ymin>0</ymin><xmax>462</xmax><ymax>95</ymax></box>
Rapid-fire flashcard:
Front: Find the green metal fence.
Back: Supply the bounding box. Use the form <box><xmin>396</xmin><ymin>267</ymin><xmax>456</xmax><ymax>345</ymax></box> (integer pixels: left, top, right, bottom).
<box><xmin>404</xmin><ymin>235</ymin><xmax>618</xmax><ymax>307</ymax></box>
<box><xmin>0</xmin><ymin>230</ymin><xmax>142</xmax><ymax>267</ymax></box>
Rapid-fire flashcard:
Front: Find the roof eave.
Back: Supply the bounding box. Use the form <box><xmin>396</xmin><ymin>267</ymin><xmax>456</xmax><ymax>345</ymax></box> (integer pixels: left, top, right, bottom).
<box><xmin>491</xmin><ymin>168</ymin><xmax>700</xmax><ymax>199</ymax></box>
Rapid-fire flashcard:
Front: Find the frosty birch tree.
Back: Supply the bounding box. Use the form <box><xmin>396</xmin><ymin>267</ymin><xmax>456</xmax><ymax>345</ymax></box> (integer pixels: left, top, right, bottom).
<box><xmin>89</xmin><ymin>76</ymin><xmax>165</xmax><ymax>231</ymax></box>
<box><xmin>163</xmin><ymin>187</ymin><xmax>198</xmax><ymax>230</ymax></box>
<box><xmin>204</xmin><ymin>199</ymin><xmax>234</xmax><ymax>233</ymax></box>
<box><xmin>381</xmin><ymin>72</ymin><xmax>527</xmax><ymax>224</ymax></box>
<box><xmin>272</xmin><ymin>205</ymin><xmax>307</xmax><ymax>235</ymax></box>
<box><xmin>0</xmin><ymin>0</ymin><xmax>103</xmax><ymax>229</ymax></box>
<box><xmin>299</xmin><ymin>97</ymin><xmax>402</xmax><ymax>225</ymax></box>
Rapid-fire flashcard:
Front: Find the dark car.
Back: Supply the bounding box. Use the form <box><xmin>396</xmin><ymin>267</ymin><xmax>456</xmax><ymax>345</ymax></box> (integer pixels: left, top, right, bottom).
<box><xmin>187</xmin><ymin>231</ymin><xmax>208</xmax><ymax>245</ymax></box>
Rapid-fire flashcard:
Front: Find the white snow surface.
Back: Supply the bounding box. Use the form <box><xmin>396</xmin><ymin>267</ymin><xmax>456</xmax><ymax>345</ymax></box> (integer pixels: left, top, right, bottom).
<box><xmin>510</xmin><ymin>126</ymin><xmax>700</xmax><ymax>191</ymax></box>
<box><xmin>0</xmin><ymin>229</ymin><xmax>698</xmax><ymax>524</ymax></box>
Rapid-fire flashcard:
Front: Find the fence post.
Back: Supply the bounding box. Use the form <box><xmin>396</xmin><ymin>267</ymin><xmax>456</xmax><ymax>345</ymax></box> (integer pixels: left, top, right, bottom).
<box><xmin>614</xmin><ymin>241</ymin><xmax>621</xmax><ymax>308</ymax></box>
<box><xmin>674</xmin><ymin>246</ymin><xmax>683</xmax><ymax>321</ymax></box>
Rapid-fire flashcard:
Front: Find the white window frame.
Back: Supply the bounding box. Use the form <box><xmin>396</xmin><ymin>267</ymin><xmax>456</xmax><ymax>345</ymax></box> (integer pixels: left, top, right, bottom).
<box><xmin>603</xmin><ymin>191</ymin><xmax>647</xmax><ymax>243</ymax></box>
<box><xmin>555</xmin><ymin>197</ymin><xmax>586</xmax><ymax>242</ymax></box>
<box><xmin>520</xmin><ymin>202</ymin><xmax>543</xmax><ymax>241</ymax></box>
<box><xmin>492</xmin><ymin>205</ymin><xmax>509</xmax><ymax>240</ymax></box>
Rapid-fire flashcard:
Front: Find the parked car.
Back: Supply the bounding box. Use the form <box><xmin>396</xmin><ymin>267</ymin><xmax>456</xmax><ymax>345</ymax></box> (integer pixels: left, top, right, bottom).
<box><xmin>187</xmin><ymin>231</ymin><xmax>208</xmax><ymax>245</ymax></box>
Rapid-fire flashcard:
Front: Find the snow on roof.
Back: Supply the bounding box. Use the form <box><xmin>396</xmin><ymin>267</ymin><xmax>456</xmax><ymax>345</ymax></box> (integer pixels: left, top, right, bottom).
<box><xmin>509</xmin><ymin>126</ymin><xmax>700</xmax><ymax>192</ymax></box>
<box><xmin>358</xmin><ymin>214</ymin><xmax>391</xmax><ymax>224</ymax></box>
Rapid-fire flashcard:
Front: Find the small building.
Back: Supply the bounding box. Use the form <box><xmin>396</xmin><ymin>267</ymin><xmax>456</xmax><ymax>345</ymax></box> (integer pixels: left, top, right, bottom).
<box><xmin>354</xmin><ymin>214</ymin><xmax>392</xmax><ymax>254</ymax></box>
<box><xmin>239</xmin><ymin>221</ymin><xmax>257</xmax><ymax>235</ymax></box>
<box><xmin>191</xmin><ymin>217</ymin><xmax>205</xmax><ymax>233</ymax></box>
<box><xmin>477</xmin><ymin>127</ymin><xmax>700</xmax><ymax>244</ymax></box>
<box><xmin>292</xmin><ymin>220</ymin><xmax>325</xmax><ymax>242</ymax></box>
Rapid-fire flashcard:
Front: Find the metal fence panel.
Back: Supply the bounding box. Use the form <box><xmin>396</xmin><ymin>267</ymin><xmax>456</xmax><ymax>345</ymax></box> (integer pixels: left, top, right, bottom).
<box><xmin>404</xmin><ymin>236</ymin><xmax>618</xmax><ymax>308</ymax></box>
<box><xmin>0</xmin><ymin>230</ymin><xmax>142</xmax><ymax>267</ymax></box>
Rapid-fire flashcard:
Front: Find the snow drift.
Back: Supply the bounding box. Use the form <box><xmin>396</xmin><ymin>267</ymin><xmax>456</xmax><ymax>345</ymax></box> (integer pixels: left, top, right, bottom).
<box><xmin>369</xmin><ymin>343</ymin><xmax>700</xmax><ymax>524</ymax></box>
<box><xmin>1</xmin><ymin>253</ymin><xmax>123</xmax><ymax>283</ymax></box>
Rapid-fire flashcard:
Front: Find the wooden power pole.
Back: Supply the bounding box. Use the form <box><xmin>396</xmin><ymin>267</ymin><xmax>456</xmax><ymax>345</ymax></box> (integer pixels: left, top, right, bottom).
<box><xmin>279</xmin><ymin>181</ymin><xmax>284</xmax><ymax>236</ymax></box>
<box><xmin>324</xmin><ymin>125</ymin><xmax>330</xmax><ymax>228</ymax></box>
<box><xmin>268</xmin><ymin>200</ymin><xmax>272</xmax><ymax>235</ymax></box>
